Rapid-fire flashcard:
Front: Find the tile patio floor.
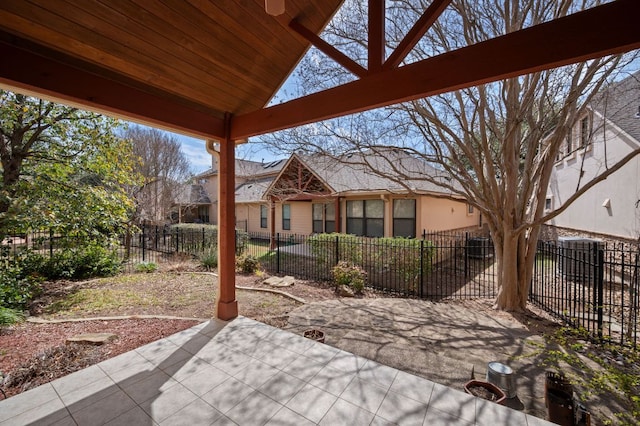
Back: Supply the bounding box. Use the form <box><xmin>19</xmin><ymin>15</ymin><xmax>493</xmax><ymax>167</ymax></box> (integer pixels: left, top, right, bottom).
<box><xmin>0</xmin><ymin>317</ymin><xmax>554</xmax><ymax>425</ymax></box>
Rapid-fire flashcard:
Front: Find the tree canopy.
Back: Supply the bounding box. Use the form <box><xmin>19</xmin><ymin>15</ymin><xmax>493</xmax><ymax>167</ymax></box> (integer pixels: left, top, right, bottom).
<box><xmin>0</xmin><ymin>91</ymin><xmax>139</xmax><ymax>238</ymax></box>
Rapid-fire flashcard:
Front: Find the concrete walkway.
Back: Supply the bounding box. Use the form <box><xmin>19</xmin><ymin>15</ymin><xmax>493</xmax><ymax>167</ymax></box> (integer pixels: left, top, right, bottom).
<box><xmin>0</xmin><ymin>316</ymin><xmax>553</xmax><ymax>425</ymax></box>
<box><xmin>284</xmin><ymin>298</ymin><xmax>554</xmax><ymax>420</ymax></box>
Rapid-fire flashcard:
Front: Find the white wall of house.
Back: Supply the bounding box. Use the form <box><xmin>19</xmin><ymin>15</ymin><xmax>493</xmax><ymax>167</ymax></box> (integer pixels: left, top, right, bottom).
<box><xmin>547</xmin><ymin>112</ymin><xmax>640</xmax><ymax>239</ymax></box>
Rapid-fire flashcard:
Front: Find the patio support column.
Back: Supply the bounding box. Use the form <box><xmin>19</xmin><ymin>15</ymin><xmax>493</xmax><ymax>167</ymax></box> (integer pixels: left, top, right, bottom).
<box><xmin>216</xmin><ymin>114</ymin><xmax>238</xmax><ymax>320</ymax></box>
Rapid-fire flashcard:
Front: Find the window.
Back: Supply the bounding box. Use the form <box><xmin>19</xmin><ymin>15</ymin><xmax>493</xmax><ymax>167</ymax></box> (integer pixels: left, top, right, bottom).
<box><xmin>312</xmin><ymin>204</ymin><xmax>323</xmax><ymax>233</ymax></box>
<box><xmin>325</xmin><ymin>203</ymin><xmax>336</xmax><ymax>233</ymax></box>
<box><xmin>580</xmin><ymin>116</ymin><xmax>590</xmax><ymax>148</ymax></box>
<box><xmin>393</xmin><ymin>199</ymin><xmax>416</xmax><ymax>238</ymax></box>
<box><xmin>312</xmin><ymin>203</ymin><xmax>336</xmax><ymax>233</ymax></box>
<box><xmin>347</xmin><ymin>200</ymin><xmax>384</xmax><ymax>237</ymax></box>
<box><xmin>260</xmin><ymin>205</ymin><xmax>267</xmax><ymax>228</ymax></box>
<box><xmin>198</xmin><ymin>206</ymin><xmax>209</xmax><ymax>223</ymax></box>
<box><xmin>545</xmin><ymin>197</ymin><xmax>552</xmax><ymax>211</ymax></box>
<box><xmin>566</xmin><ymin>130</ymin><xmax>573</xmax><ymax>154</ymax></box>
<box><xmin>282</xmin><ymin>204</ymin><xmax>291</xmax><ymax>230</ymax></box>
<box><xmin>467</xmin><ymin>204</ymin><xmax>474</xmax><ymax>215</ymax></box>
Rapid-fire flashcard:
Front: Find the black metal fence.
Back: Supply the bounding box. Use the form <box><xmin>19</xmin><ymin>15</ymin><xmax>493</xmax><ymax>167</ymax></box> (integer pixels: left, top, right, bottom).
<box><xmin>530</xmin><ymin>240</ymin><xmax>639</xmax><ymax>348</ymax></box>
<box><xmin>244</xmin><ymin>230</ymin><xmax>497</xmax><ymax>300</ymax></box>
<box><xmin>3</xmin><ymin>226</ymin><xmax>638</xmax><ymax>347</ymax></box>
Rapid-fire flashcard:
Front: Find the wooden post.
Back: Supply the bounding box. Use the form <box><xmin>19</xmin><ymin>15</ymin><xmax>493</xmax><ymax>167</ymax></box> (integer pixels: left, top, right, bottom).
<box><xmin>216</xmin><ymin>114</ymin><xmax>238</xmax><ymax>320</ymax></box>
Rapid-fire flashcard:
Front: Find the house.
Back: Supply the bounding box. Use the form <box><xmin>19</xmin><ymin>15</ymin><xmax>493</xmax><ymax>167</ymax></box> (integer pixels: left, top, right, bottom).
<box><xmin>233</xmin><ymin>149</ymin><xmax>480</xmax><ymax>238</ymax></box>
<box><xmin>171</xmin><ymin>183</ymin><xmax>212</xmax><ymax>223</ymax></box>
<box><xmin>192</xmin><ymin>158</ymin><xmax>286</xmax><ymax>227</ymax></box>
<box><xmin>546</xmin><ymin>71</ymin><xmax>640</xmax><ymax>240</ymax></box>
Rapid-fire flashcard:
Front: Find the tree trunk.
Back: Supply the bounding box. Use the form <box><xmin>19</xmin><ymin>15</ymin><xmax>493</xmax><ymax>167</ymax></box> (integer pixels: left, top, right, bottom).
<box><xmin>493</xmin><ymin>226</ymin><xmax>538</xmax><ymax>311</ymax></box>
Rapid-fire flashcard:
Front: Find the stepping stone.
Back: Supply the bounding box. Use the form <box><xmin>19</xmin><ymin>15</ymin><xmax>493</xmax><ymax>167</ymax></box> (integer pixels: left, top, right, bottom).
<box><xmin>66</xmin><ymin>333</ymin><xmax>118</xmax><ymax>345</ymax></box>
<box><xmin>264</xmin><ymin>276</ymin><xmax>295</xmax><ymax>288</ymax></box>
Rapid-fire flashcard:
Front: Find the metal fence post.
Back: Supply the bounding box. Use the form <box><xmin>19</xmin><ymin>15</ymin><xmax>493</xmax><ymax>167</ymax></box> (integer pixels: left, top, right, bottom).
<box><xmin>595</xmin><ymin>242</ymin><xmax>604</xmax><ymax>340</ymax></box>
<box><xmin>419</xmin><ymin>239</ymin><xmax>424</xmax><ymax>299</ymax></box>
<box><xmin>464</xmin><ymin>232</ymin><xmax>469</xmax><ymax>279</ymax></box>
<box><xmin>276</xmin><ymin>233</ymin><xmax>281</xmax><ymax>274</ymax></box>
<box><xmin>335</xmin><ymin>235</ymin><xmax>340</xmax><ymax>265</ymax></box>
<box><xmin>142</xmin><ymin>225</ymin><xmax>146</xmax><ymax>262</ymax></box>
<box><xmin>49</xmin><ymin>228</ymin><xmax>54</xmax><ymax>259</ymax></box>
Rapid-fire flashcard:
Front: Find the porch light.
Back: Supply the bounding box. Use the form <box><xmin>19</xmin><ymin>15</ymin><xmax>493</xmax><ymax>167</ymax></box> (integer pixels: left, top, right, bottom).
<box><xmin>265</xmin><ymin>0</ymin><xmax>285</xmax><ymax>16</ymax></box>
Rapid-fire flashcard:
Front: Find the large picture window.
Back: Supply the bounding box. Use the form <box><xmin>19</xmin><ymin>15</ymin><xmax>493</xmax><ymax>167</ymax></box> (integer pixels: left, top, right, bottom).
<box><xmin>260</xmin><ymin>205</ymin><xmax>267</xmax><ymax>228</ymax></box>
<box><xmin>346</xmin><ymin>200</ymin><xmax>384</xmax><ymax>237</ymax></box>
<box><xmin>393</xmin><ymin>199</ymin><xmax>416</xmax><ymax>238</ymax></box>
<box><xmin>282</xmin><ymin>204</ymin><xmax>291</xmax><ymax>230</ymax></box>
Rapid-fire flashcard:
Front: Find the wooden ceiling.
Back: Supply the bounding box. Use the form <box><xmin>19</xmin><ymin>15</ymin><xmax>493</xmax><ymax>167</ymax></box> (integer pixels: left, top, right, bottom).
<box><xmin>0</xmin><ymin>0</ymin><xmax>342</xmax><ymax>138</ymax></box>
<box><xmin>1</xmin><ymin>0</ymin><xmax>639</xmax><ymax>143</ymax></box>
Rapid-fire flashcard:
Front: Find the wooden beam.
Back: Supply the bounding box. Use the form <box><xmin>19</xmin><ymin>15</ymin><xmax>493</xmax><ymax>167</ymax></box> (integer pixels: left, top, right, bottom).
<box><xmin>384</xmin><ymin>0</ymin><xmax>452</xmax><ymax>70</ymax></box>
<box><xmin>216</xmin><ymin>113</ymin><xmax>238</xmax><ymax>320</ymax></box>
<box><xmin>289</xmin><ymin>19</ymin><xmax>367</xmax><ymax>79</ymax></box>
<box><xmin>232</xmin><ymin>0</ymin><xmax>640</xmax><ymax>140</ymax></box>
<box><xmin>368</xmin><ymin>0</ymin><xmax>385</xmax><ymax>73</ymax></box>
<box><xmin>0</xmin><ymin>36</ymin><xmax>225</xmax><ymax>140</ymax></box>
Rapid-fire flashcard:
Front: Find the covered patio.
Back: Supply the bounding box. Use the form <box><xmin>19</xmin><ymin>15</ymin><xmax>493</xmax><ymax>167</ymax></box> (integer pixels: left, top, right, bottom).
<box><xmin>0</xmin><ymin>316</ymin><xmax>553</xmax><ymax>425</ymax></box>
<box><xmin>1</xmin><ymin>0</ymin><xmax>639</xmax><ymax>321</ymax></box>
<box><xmin>1</xmin><ymin>1</ymin><xmax>639</xmax><ymax>424</ymax></box>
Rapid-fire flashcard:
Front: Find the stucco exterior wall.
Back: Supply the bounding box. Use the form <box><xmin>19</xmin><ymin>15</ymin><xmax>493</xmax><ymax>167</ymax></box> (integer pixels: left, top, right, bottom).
<box><xmin>547</xmin><ymin>113</ymin><xmax>640</xmax><ymax>239</ymax></box>
<box><xmin>418</xmin><ymin>196</ymin><xmax>479</xmax><ymax>232</ymax></box>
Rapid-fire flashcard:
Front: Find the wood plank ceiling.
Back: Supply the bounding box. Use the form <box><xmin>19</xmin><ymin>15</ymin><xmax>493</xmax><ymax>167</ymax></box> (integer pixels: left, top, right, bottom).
<box><xmin>0</xmin><ymin>0</ymin><xmax>342</xmax><ymax>138</ymax></box>
<box><xmin>1</xmin><ymin>0</ymin><xmax>639</xmax><ymax>142</ymax></box>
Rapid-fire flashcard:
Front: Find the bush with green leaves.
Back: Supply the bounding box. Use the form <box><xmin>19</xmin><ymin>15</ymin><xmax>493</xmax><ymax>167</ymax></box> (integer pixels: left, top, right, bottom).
<box><xmin>16</xmin><ymin>243</ymin><xmax>120</xmax><ymax>280</ymax></box>
<box><xmin>236</xmin><ymin>255</ymin><xmax>260</xmax><ymax>274</ymax></box>
<box><xmin>134</xmin><ymin>262</ymin><xmax>158</xmax><ymax>273</ymax></box>
<box><xmin>0</xmin><ymin>265</ymin><xmax>42</xmax><ymax>310</ymax></box>
<box><xmin>310</xmin><ymin>233</ymin><xmax>434</xmax><ymax>292</ymax></box>
<box><xmin>332</xmin><ymin>261</ymin><xmax>366</xmax><ymax>293</ymax></box>
<box><xmin>199</xmin><ymin>249</ymin><xmax>218</xmax><ymax>271</ymax></box>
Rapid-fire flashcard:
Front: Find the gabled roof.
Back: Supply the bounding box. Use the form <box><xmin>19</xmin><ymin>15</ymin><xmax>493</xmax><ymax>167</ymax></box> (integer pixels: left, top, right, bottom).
<box><xmin>254</xmin><ymin>150</ymin><xmax>459</xmax><ymax>203</ymax></box>
<box><xmin>303</xmin><ymin>150</ymin><xmax>457</xmax><ymax>195</ymax></box>
<box><xmin>174</xmin><ymin>184</ymin><xmax>211</xmax><ymax>205</ymax></box>
<box><xmin>235</xmin><ymin>178</ymin><xmax>275</xmax><ymax>204</ymax></box>
<box><xmin>591</xmin><ymin>71</ymin><xmax>640</xmax><ymax>142</ymax></box>
<box><xmin>196</xmin><ymin>158</ymin><xmax>286</xmax><ymax>180</ymax></box>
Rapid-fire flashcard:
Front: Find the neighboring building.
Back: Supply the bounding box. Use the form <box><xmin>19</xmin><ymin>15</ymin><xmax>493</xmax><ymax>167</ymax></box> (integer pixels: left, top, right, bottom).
<box><xmin>192</xmin><ymin>157</ymin><xmax>286</xmax><ymax>227</ymax></box>
<box><xmin>172</xmin><ymin>183</ymin><xmax>212</xmax><ymax>223</ymax></box>
<box><xmin>234</xmin><ymin>149</ymin><xmax>480</xmax><ymax>238</ymax></box>
<box><xmin>546</xmin><ymin>71</ymin><xmax>640</xmax><ymax>240</ymax></box>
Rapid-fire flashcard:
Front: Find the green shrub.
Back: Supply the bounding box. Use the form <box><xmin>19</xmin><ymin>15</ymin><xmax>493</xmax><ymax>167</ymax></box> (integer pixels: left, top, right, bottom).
<box><xmin>0</xmin><ymin>265</ymin><xmax>41</xmax><ymax>310</ymax></box>
<box><xmin>18</xmin><ymin>243</ymin><xmax>120</xmax><ymax>280</ymax></box>
<box><xmin>308</xmin><ymin>233</ymin><xmax>363</xmax><ymax>265</ymax></box>
<box><xmin>199</xmin><ymin>249</ymin><xmax>218</xmax><ymax>271</ymax></box>
<box><xmin>134</xmin><ymin>262</ymin><xmax>158</xmax><ymax>273</ymax></box>
<box><xmin>236</xmin><ymin>255</ymin><xmax>260</xmax><ymax>274</ymax></box>
<box><xmin>0</xmin><ymin>306</ymin><xmax>25</xmax><ymax>325</ymax></box>
<box><xmin>332</xmin><ymin>261</ymin><xmax>366</xmax><ymax>293</ymax></box>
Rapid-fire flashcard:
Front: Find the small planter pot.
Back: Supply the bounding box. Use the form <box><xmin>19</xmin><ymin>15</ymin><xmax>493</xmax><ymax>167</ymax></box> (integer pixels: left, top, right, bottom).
<box><xmin>464</xmin><ymin>380</ymin><xmax>506</xmax><ymax>405</ymax></box>
<box><xmin>303</xmin><ymin>329</ymin><xmax>325</xmax><ymax>343</ymax></box>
